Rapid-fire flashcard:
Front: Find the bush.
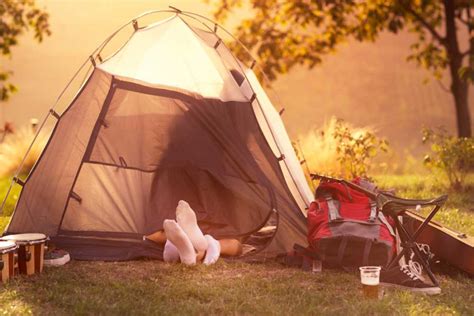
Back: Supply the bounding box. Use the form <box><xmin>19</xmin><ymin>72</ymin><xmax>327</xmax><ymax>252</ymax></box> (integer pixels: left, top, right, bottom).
<box><xmin>0</xmin><ymin>126</ymin><xmax>47</xmax><ymax>178</ymax></box>
<box><xmin>422</xmin><ymin>127</ymin><xmax>474</xmax><ymax>191</ymax></box>
<box><xmin>333</xmin><ymin>119</ymin><xmax>389</xmax><ymax>178</ymax></box>
<box><xmin>296</xmin><ymin>117</ymin><xmax>388</xmax><ymax>179</ymax></box>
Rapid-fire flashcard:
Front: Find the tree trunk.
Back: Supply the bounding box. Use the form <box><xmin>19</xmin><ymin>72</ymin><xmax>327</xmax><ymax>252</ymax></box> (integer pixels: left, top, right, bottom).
<box><xmin>444</xmin><ymin>0</ymin><xmax>472</xmax><ymax>137</ymax></box>
<box><xmin>451</xmin><ymin>75</ymin><xmax>472</xmax><ymax>137</ymax></box>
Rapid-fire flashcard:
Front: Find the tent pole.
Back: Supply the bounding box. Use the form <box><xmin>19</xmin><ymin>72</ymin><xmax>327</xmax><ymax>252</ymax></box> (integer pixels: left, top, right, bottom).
<box><xmin>0</xmin><ymin>10</ymin><xmax>177</xmax><ymax>217</ymax></box>
<box><xmin>296</xmin><ymin>139</ymin><xmax>313</xmax><ymax>178</ymax></box>
<box><xmin>176</xmin><ymin>12</ymin><xmax>310</xmax><ymax>208</ymax></box>
<box><xmin>0</xmin><ymin>54</ymin><xmax>93</xmax><ymax>216</ymax></box>
<box><xmin>1</xmin><ymin>8</ymin><xmax>306</xmax><ymax>217</ymax></box>
<box><xmin>175</xmin><ymin>10</ymin><xmax>285</xmax><ymax>109</ymax></box>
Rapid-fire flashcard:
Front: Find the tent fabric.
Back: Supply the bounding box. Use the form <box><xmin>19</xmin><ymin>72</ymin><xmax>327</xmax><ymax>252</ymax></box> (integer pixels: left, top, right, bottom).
<box><xmin>241</xmin><ymin>69</ymin><xmax>314</xmax><ymax>212</ymax></box>
<box><xmin>98</xmin><ymin>16</ymin><xmax>247</xmax><ymax>102</ymax></box>
<box><xmin>6</xmin><ymin>13</ymin><xmax>311</xmax><ymax>260</ymax></box>
<box><xmin>60</xmin><ymin>77</ymin><xmax>277</xmax><ymax>239</ymax></box>
<box><xmin>7</xmin><ymin>70</ymin><xmax>111</xmax><ymax>236</ymax></box>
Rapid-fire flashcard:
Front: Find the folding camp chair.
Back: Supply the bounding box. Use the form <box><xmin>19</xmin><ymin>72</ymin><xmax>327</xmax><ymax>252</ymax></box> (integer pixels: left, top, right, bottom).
<box><xmin>310</xmin><ymin>174</ymin><xmax>448</xmax><ymax>286</ymax></box>
<box><xmin>379</xmin><ymin>193</ymin><xmax>448</xmax><ymax>287</ymax></box>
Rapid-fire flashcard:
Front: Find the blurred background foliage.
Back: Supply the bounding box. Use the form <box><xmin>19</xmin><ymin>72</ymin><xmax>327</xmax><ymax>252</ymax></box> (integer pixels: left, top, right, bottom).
<box><xmin>0</xmin><ymin>0</ymin><xmax>50</xmax><ymax>101</ymax></box>
<box><xmin>210</xmin><ymin>0</ymin><xmax>473</xmax><ymax>137</ymax></box>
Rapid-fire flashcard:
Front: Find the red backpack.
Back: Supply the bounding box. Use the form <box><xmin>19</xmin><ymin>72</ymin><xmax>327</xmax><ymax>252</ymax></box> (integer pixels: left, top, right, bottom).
<box><xmin>307</xmin><ymin>179</ymin><xmax>396</xmax><ymax>269</ymax></box>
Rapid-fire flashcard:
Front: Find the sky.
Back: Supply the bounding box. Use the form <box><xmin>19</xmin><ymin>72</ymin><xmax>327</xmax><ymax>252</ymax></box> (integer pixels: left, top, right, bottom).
<box><xmin>3</xmin><ymin>0</ymin><xmax>473</xmax><ymax>156</ymax></box>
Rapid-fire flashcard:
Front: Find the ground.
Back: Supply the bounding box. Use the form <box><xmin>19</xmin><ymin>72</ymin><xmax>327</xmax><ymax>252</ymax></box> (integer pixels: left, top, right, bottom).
<box><xmin>0</xmin><ymin>174</ymin><xmax>473</xmax><ymax>315</ymax></box>
<box><xmin>1</xmin><ymin>261</ymin><xmax>473</xmax><ymax>315</ymax></box>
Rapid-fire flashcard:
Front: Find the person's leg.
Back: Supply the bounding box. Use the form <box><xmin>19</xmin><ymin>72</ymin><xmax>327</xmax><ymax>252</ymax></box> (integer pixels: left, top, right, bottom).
<box><xmin>202</xmin><ymin>237</ymin><xmax>242</xmax><ymax>265</ymax></box>
<box><xmin>196</xmin><ymin>250</ymin><xmax>205</xmax><ymax>262</ymax></box>
<box><xmin>146</xmin><ymin>226</ymin><xmax>206</xmax><ymax>263</ymax></box>
<box><xmin>145</xmin><ymin>230</ymin><xmax>167</xmax><ymax>244</ymax></box>
<box><xmin>219</xmin><ymin>238</ymin><xmax>243</xmax><ymax>257</ymax></box>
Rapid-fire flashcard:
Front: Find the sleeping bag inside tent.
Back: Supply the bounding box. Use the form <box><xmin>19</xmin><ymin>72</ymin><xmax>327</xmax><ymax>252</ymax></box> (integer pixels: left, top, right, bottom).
<box><xmin>4</xmin><ymin>13</ymin><xmax>314</xmax><ymax>261</ymax></box>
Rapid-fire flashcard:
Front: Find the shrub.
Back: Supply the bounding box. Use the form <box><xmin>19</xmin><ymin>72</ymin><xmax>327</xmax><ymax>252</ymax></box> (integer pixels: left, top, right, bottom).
<box><xmin>333</xmin><ymin>119</ymin><xmax>389</xmax><ymax>178</ymax></box>
<box><xmin>295</xmin><ymin>118</ymin><xmax>343</xmax><ymax>177</ymax></box>
<box><xmin>0</xmin><ymin>126</ymin><xmax>47</xmax><ymax>178</ymax></box>
<box><xmin>296</xmin><ymin>117</ymin><xmax>389</xmax><ymax>179</ymax></box>
<box><xmin>422</xmin><ymin>127</ymin><xmax>474</xmax><ymax>191</ymax></box>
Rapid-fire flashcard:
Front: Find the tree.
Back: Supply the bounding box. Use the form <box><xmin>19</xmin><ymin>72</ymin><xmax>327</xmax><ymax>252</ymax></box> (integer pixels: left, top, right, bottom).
<box><xmin>212</xmin><ymin>0</ymin><xmax>473</xmax><ymax>137</ymax></box>
<box><xmin>1</xmin><ymin>0</ymin><xmax>50</xmax><ymax>102</ymax></box>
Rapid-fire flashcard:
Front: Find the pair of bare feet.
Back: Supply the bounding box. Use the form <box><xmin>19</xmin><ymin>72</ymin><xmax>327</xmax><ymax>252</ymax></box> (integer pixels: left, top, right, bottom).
<box><xmin>162</xmin><ymin>200</ymin><xmax>221</xmax><ymax>265</ymax></box>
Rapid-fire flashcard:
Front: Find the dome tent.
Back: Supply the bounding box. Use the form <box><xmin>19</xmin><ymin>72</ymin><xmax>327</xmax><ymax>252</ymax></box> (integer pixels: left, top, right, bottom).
<box><xmin>2</xmin><ymin>8</ymin><xmax>314</xmax><ymax>261</ymax></box>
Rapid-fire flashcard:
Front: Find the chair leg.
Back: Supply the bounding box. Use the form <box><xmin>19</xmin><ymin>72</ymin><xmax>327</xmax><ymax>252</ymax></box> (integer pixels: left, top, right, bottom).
<box><xmin>411</xmin><ymin>205</ymin><xmax>442</xmax><ymax>241</ymax></box>
<box><xmin>387</xmin><ymin>212</ymin><xmax>440</xmax><ymax>286</ymax></box>
<box><xmin>387</xmin><ymin>220</ymin><xmax>412</xmax><ymax>269</ymax></box>
<box><xmin>411</xmin><ymin>242</ymin><xmax>439</xmax><ymax>286</ymax></box>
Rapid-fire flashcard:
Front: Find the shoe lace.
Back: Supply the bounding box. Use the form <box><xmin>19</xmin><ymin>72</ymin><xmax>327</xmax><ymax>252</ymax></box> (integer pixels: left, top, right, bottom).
<box><xmin>417</xmin><ymin>243</ymin><xmax>434</xmax><ymax>260</ymax></box>
<box><xmin>404</xmin><ymin>243</ymin><xmax>434</xmax><ymax>279</ymax></box>
<box><xmin>408</xmin><ymin>260</ymin><xmax>423</xmax><ymax>278</ymax></box>
<box><xmin>400</xmin><ymin>264</ymin><xmax>421</xmax><ymax>281</ymax></box>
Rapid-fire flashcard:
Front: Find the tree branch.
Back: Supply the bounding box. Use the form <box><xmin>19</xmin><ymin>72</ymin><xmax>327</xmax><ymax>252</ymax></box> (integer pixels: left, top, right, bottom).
<box><xmin>436</xmin><ymin>79</ymin><xmax>451</xmax><ymax>93</ymax></box>
<box><xmin>455</xmin><ymin>6</ymin><xmax>471</xmax><ymax>26</ymax></box>
<box><xmin>456</xmin><ymin>15</ymin><xmax>469</xmax><ymax>26</ymax></box>
<box><xmin>461</xmin><ymin>48</ymin><xmax>472</xmax><ymax>57</ymax></box>
<box><xmin>400</xmin><ymin>2</ymin><xmax>447</xmax><ymax>47</ymax></box>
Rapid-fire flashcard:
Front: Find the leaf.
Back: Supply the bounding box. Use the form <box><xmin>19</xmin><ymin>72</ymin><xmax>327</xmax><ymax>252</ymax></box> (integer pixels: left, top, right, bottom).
<box><xmin>0</xmin><ymin>0</ymin><xmax>50</xmax><ymax>102</ymax></box>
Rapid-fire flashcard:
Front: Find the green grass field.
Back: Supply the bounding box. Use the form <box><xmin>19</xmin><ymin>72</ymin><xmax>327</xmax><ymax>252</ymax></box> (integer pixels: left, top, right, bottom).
<box><xmin>0</xmin><ymin>174</ymin><xmax>473</xmax><ymax>315</ymax></box>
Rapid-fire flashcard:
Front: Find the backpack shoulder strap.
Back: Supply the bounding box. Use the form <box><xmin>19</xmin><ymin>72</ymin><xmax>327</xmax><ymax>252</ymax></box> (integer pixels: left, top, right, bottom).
<box><xmin>378</xmin><ymin>212</ymin><xmax>396</xmax><ymax>237</ymax></box>
<box><xmin>324</xmin><ymin>194</ymin><xmax>342</xmax><ymax>222</ymax></box>
<box><xmin>369</xmin><ymin>201</ymin><xmax>377</xmax><ymax>222</ymax></box>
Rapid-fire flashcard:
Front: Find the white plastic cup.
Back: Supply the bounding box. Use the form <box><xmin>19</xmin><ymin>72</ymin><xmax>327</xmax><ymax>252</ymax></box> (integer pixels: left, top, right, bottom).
<box><xmin>359</xmin><ymin>266</ymin><xmax>381</xmax><ymax>299</ymax></box>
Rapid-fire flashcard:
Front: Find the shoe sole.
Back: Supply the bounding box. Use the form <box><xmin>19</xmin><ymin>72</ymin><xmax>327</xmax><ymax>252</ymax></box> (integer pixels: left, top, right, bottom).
<box><xmin>380</xmin><ymin>282</ymin><xmax>441</xmax><ymax>295</ymax></box>
<box><xmin>44</xmin><ymin>254</ymin><xmax>71</xmax><ymax>267</ymax></box>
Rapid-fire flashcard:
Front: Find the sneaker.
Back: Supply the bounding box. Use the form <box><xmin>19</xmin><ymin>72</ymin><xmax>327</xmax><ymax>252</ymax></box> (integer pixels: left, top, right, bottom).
<box><xmin>404</xmin><ymin>243</ymin><xmax>435</xmax><ymax>281</ymax></box>
<box><xmin>412</xmin><ymin>243</ymin><xmax>435</xmax><ymax>264</ymax></box>
<box><xmin>44</xmin><ymin>249</ymin><xmax>71</xmax><ymax>266</ymax></box>
<box><xmin>380</xmin><ymin>265</ymin><xmax>441</xmax><ymax>295</ymax></box>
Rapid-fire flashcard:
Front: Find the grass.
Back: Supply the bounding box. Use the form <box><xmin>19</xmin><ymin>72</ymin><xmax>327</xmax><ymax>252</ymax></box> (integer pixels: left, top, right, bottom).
<box><xmin>1</xmin><ymin>261</ymin><xmax>473</xmax><ymax>315</ymax></box>
<box><xmin>0</xmin><ymin>177</ymin><xmax>22</xmax><ymax>216</ymax></box>
<box><xmin>374</xmin><ymin>173</ymin><xmax>474</xmax><ymax>236</ymax></box>
<box><xmin>0</xmin><ymin>174</ymin><xmax>473</xmax><ymax>315</ymax></box>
